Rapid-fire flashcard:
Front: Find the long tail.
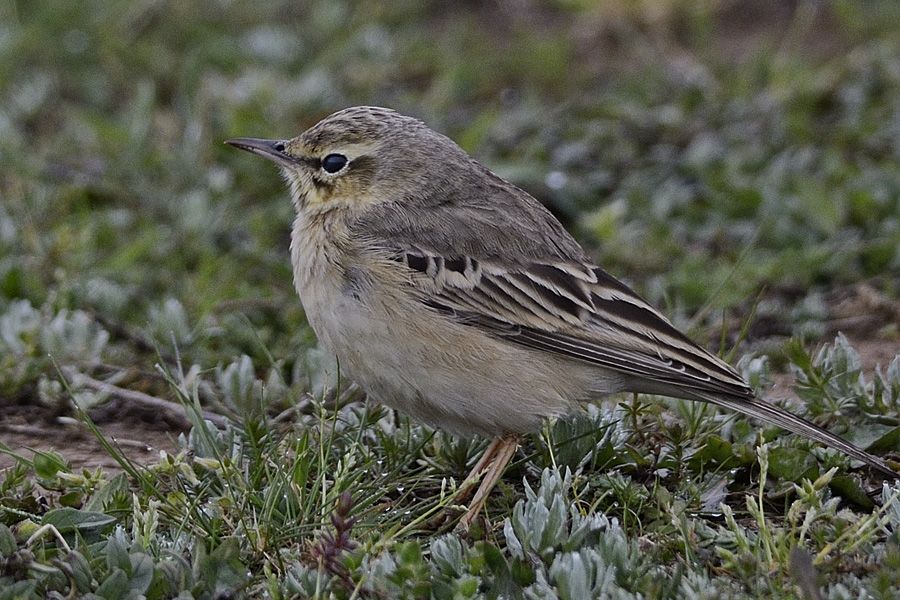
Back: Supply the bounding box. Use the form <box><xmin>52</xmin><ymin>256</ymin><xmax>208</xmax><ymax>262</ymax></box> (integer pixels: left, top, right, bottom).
<box><xmin>687</xmin><ymin>391</ymin><xmax>896</xmax><ymax>478</ymax></box>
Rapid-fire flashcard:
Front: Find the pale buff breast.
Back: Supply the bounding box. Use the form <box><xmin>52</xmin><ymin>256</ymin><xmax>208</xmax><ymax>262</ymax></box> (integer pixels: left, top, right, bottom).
<box><xmin>290</xmin><ymin>213</ymin><xmax>621</xmax><ymax>436</ymax></box>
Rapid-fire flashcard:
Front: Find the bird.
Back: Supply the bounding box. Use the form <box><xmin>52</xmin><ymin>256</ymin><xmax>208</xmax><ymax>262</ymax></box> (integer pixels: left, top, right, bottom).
<box><xmin>227</xmin><ymin>106</ymin><xmax>895</xmax><ymax>530</ymax></box>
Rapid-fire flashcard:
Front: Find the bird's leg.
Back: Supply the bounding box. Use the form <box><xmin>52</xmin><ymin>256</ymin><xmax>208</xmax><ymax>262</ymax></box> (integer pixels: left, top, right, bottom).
<box><xmin>427</xmin><ymin>436</ymin><xmax>505</xmax><ymax>531</ymax></box>
<box><xmin>456</xmin><ymin>434</ymin><xmax>520</xmax><ymax>533</ymax></box>
<box><xmin>455</xmin><ymin>437</ymin><xmax>504</xmax><ymax>500</ymax></box>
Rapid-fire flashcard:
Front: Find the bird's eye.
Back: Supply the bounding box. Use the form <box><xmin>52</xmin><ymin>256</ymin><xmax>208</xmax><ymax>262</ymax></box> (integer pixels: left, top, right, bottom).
<box><xmin>273</xmin><ymin>142</ymin><xmax>286</xmax><ymax>152</ymax></box>
<box><xmin>321</xmin><ymin>153</ymin><xmax>348</xmax><ymax>174</ymax></box>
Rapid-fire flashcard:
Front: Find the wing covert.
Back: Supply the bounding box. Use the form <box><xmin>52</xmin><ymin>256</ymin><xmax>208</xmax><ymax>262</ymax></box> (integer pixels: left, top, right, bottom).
<box><xmin>389</xmin><ymin>248</ymin><xmax>753</xmax><ymax>400</ymax></box>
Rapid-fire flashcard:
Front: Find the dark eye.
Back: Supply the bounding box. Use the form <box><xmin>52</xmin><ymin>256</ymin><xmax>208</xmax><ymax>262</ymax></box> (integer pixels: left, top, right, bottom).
<box><xmin>321</xmin><ymin>153</ymin><xmax>348</xmax><ymax>174</ymax></box>
<box><xmin>273</xmin><ymin>141</ymin><xmax>286</xmax><ymax>152</ymax></box>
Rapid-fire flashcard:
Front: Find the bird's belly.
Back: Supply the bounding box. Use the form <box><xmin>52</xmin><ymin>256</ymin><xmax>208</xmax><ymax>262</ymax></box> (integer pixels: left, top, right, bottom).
<box><xmin>298</xmin><ymin>282</ymin><xmax>589</xmax><ymax>437</ymax></box>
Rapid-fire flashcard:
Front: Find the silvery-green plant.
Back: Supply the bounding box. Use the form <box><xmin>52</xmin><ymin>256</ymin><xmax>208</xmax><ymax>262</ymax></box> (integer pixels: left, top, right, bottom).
<box><xmin>147</xmin><ymin>297</ymin><xmax>193</xmax><ymax>346</ymax></box>
<box><xmin>0</xmin><ymin>300</ymin><xmax>108</xmax><ymax>363</ymax></box>
<box><xmin>41</xmin><ymin>308</ymin><xmax>110</xmax><ymax>362</ymax></box>
<box><xmin>505</xmin><ymin>468</ymin><xmax>611</xmax><ymax>564</ymax></box>
<box><xmin>790</xmin><ymin>333</ymin><xmax>897</xmax><ymax>419</ymax></box>
<box><xmin>216</xmin><ymin>354</ymin><xmax>263</xmax><ymax>415</ymax></box>
<box><xmin>78</xmin><ymin>276</ymin><xmax>132</xmax><ymax>315</ymax></box>
<box><xmin>215</xmin><ymin>354</ymin><xmax>291</xmax><ymax>416</ymax></box>
<box><xmin>736</xmin><ymin>354</ymin><xmax>772</xmax><ymax>396</ymax></box>
<box><xmin>0</xmin><ymin>300</ymin><xmax>109</xmax><ymax>394</ymax></box>
<box><xmin>530</xmin><ymin>548</ymin><xmax>627</xmax><ymax>600</ymax></box>
<box><xmin>870</xmin><ymin>355</ymin><xmax>900</xmax><ymax>415</ymax></box>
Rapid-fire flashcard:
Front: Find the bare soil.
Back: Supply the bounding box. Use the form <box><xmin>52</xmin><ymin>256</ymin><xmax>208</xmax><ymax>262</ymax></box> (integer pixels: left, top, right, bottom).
<box><xmin>0</xmin><ymin>405</ymin><xmax>183</xmax><ymax>472</ymax></box>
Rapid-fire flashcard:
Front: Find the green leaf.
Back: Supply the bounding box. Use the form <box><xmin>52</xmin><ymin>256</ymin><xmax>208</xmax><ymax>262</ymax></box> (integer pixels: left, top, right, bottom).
<box><xmin>866</xmin><ymin>426</ymin><xmax>900</xmax><ymax>453</ymax></box>
<box><xmin>458</xmin><ymin>575</ymin><xmax>479</xmax><ymax>597</ymax></box>
<box><xmin>478</xmin><ymin>541</ymin><xmax>516</xmax><ymax>597</ymax></box>
<box><xmin>67</xmin><ymin>551</ymin><xmax>95</xmax><ymax>593</ymax></box>
<box><xmin>479</xmin><ymin>542</ymin><xmax>508</xmax><ymax>575</ymax></box>
<box><xmin>129</xmin><ymin>553</ymin><xmax>155</xmax><ymax>595</ymax></box>
<box><xmin>766</xmin><ymin>447</ymin><xmax>815</xmax><ymax>481</ymax></box>
<box><xmin>106</xmin><ymin>535</ymin><xmax>131</xmax><ymax>574</ymax></box>
<box><xmin>397</xmin><ymin>540</ymin><xmax>423</xmax><ymax>567</ymax></box>
<box><xmin>510</xmin><ymin>557</ymin><xmax>536</xmax><ymax>587</ymax></box>
<box><xmin>784</xmin><ymin>339</ymin><xmax>813</xmax><ymax>374</ymax></box>
<box><xmin>32</xmin><ymin>450</ymin><xmax>66</xmax><ymax>479</ymax></box>
<box><xmin>147</xmin><ymin>559</ymin><xmax>184</xmax><ymax>599</ymax></box>
<box><xmin>42</xmin><ymin>508</ymin><xmax>116</xmax><ymax>534</ymax></box>
<box><xmin>193</xmin><ymin>538</ymin><xmax>247</xmax><ymax>597</ymax></box>
<box><xmin>96</xmin><ymin>567</ymin><xmax>129</xmax><ymax>600</ymax></box>
<box><xmin>84</xmin><ymin>473</ymin><xmax>129</xmax><ymax>513</ymax></box>
<box><xmin>829</xmin><ymin>475</ymin><xmax>875</xmax><ymax>510</ymax></box>
<box><xmin>0</xmin><ymin>580</ymin><xmax>38</xmax><ymax>600</ymax></box>
<box><xmin>59</xmin><ymin>491</ymin><xmax>84</xmax><ymax>508</ymax></box>
<box><xmin>0</xmin><ymin>524</ymin><xmax>15</xmax><ymax>557</ymax></box>
<box><xmin>695</xmin><ymin>435</ymin><xmax>738</xmax><ymax>467</ymax></box>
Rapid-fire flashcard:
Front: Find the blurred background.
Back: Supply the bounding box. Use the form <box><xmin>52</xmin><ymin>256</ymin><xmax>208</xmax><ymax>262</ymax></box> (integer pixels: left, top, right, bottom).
<box><xmin>1</xmin><ymin>0</ymin><xmax>899</xmax><ymax>459</ymax></box>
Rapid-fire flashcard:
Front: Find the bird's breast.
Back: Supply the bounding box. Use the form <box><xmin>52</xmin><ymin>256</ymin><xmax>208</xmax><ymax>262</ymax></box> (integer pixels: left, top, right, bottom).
<box><xmin>287</xmin><ymin>217</ymin><xmax>600</xmax><ymax>436</ymax></box>
<box><xmin>289</xmin><ymin>212</ymin><xmax>351</xmax><ymax>347</ymax></box>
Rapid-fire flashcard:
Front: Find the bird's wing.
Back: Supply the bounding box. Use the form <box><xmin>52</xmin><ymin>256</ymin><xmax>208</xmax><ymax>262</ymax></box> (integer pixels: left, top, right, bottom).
<box><xmin>349</xmin><ymin>190</ymin><xmax>746</xmax><ymax>397</ymax></box>
<box><xmin>383</xmin><ymin>248</ymin><xmax>896</xmax><ymax>476</ymax></box>
<box><xmin>349</xmin><ymin>195</ymin><xmax>893</xmax><ymax>476</ymax></box>
<box><xmin>385</xmin><ymin>247</ymin><xmax>753</xmax><ymax>401</ymax></box>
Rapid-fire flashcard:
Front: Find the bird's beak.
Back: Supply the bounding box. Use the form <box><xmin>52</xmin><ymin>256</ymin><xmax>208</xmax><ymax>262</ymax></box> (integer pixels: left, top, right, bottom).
<box><xmin>225</xmin><ymin>137</ymin><xmax>296</xmax><ymax>167</ymax></box>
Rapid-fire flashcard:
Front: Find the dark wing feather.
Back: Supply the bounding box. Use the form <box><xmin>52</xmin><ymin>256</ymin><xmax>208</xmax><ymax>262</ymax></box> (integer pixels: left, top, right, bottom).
<box><xmin>387</xmin><ymin>248</ymin><xmax>895</xmax><ymax>477</ymax></box>
<box><xmin>397</xmin><ymin>251</ymin><xmax>754</xmax><ymax>400</ymax></box>
<box><xmin>351</xmin><ymin>196</ymin><xmax>894</xmax><ymax>476</ymax></box>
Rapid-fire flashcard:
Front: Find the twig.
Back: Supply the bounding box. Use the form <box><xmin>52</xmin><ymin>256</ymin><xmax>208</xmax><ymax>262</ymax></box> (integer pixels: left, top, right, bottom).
<box><xmin>62</xmin><ymin>368</ymin><xmax>229</xmax><ymax>428</ymax></box>
<box><xmin>0</xmin><ymin>422</ymin><xmax>156</xmax><ymax>449</ymax></box>
<box><xmin>0</xmin><ymin>423</ymin><xmax>54</xmax><ymax>437</ymax></box>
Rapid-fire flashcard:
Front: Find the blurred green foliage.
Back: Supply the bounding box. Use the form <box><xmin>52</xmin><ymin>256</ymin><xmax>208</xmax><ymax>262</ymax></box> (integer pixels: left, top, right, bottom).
<box><xmin>1</xmin><ymin>0</ymin><xmax>900</xmax><ymax>597</ymax></box>
<box><xmin>2</xmin><ymin>1</ymin><xmax>898</xmax><ymax>342</ymax></box>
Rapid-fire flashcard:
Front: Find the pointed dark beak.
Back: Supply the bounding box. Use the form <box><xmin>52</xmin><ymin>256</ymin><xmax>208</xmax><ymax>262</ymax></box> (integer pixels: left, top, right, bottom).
<box><xmin>225</xmin><ymin>137</ymin><xmax>295</xmax><ymax>166</ymax></box>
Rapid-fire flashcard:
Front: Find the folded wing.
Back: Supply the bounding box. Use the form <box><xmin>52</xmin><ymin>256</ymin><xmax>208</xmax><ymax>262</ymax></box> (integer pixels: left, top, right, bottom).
<box><xmin>391</xmin><ymin>249</ymin><xmax>753</xmax><ymax>401</ymax></box>
<box><xmin>386</xmin><ymin>249</ymin><xmax>894</xmax><ymax>477</ymax></box>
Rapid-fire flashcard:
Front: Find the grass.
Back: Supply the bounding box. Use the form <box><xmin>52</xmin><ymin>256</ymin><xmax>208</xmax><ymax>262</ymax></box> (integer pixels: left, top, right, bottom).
<box><xmin>3</xmin><ymin>338</ymin><xmax>900</xmax><ymax>598</ymax></box>
<box><xmin>1</xmin><ymin>0</ymin><xmax>900</xmax><ymax>597</ymax></box>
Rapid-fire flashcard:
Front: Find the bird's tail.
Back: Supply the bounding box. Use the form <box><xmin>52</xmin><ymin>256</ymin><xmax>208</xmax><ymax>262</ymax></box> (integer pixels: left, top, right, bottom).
<box><xmin>687</xmin><ymin>390</ymin><xmax>896</xmax><ymax>479</ymax></box>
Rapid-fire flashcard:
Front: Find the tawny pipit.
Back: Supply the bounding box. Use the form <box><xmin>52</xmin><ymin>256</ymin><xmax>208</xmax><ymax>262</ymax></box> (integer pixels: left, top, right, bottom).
<box><xmin>228</xmin><ymin>106</ymin><xmax>894</xmax><ymax>528</ymax></box>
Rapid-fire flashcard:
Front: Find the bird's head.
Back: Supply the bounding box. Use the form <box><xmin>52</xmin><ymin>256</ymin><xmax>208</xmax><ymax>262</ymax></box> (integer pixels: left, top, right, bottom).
<box><xmin>227</xmin><ymin>106</ymin><xmax>467</xmax><ymax>212</ymax></box>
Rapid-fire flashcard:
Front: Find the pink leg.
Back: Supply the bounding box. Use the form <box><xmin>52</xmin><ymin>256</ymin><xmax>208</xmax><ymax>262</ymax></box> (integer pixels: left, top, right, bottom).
<box><xmin>456</xmin><ymin>435</ymin><xmax>520</xmax><ymax>533</ymax></box>
<box><xmin>456</xmin><ymin>437</ymin><xmax>504</xmax><ymax>500</ymax></box>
